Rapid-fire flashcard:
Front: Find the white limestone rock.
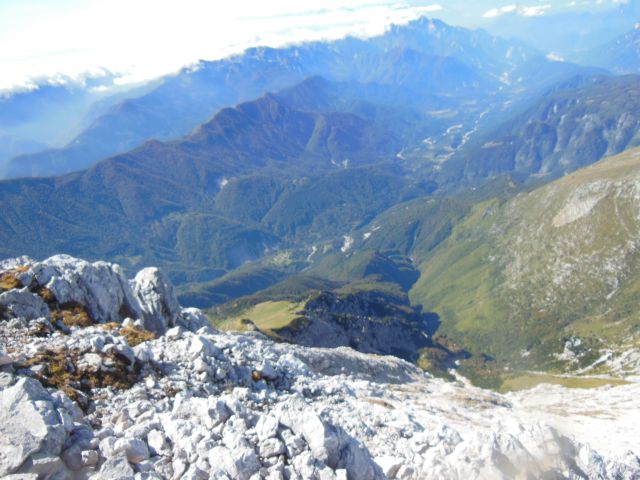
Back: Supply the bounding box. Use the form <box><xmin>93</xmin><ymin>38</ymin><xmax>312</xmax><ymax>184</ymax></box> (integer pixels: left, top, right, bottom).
<box><xmin>259</xmin><ymin>438</ymin><xmax>286</xmax><ymax>458</ymax></box>
<box><xmin>276</xmin><ymin>397</ymin><xmax>340</xmax><ymax>467</ymax></box>
<box><xmin>27</xmin><ymin>254</ymin><xmax>141</xmax><ymax>323</ymax></box>
<box><xmin>178</xmin><ymin>307</ymin><xmax>212</xmax><ymax>332</ymax></box>
<box><xmin>95</xmin><ymin>455</ymin><xmax>134</xmax><ymax>480</ymax></box>
<box><xmin>27</xmin><ymin>454</ymin><xmax>66</xmax><ymax>479</ymax></box>
<box><xmin>115</xmin><ymin>438</ymin><xmax>150</xmax><ymax>464</ymax></box>
<box><xmin>0</xmin><ymin>288</ymin><xmax>50</xmax><ymax>321</ymax></box>
<box><xmin>255</xmin><ymin>415</ymin><xmax>279</xmax><ymax>442</ymax></box>
<box><xmin>0</xmin><ymin>378</ymin><xmax>66</xmax><ymax>476</ymax></box>
<box><xmin>132</xmin><ymin>267</ymin><xmax>180</xmax><ymax>335</ymax></box>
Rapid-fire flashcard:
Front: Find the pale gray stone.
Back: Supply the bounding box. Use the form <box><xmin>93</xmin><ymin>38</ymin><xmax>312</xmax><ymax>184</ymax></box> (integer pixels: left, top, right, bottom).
<box><xmin>0</xmin><ymin>288</ymin><xmax>50</xmax><ymax>322</ymax></box>
<box><xmin>147</xmin><ymin>430</ymin><xmax>169</xmax><ymax>457</ymax></box>
<box><xmin>259</xmin><ymin>438</ymin><xmax>286</xmax><ymax>458</ymax></box>
<box><xmin>0</xmin><ymin>349</ymin><xmax>13</xmax><ymax>366</ymax></box>
<box><xmin>132</xmin><ymin>267</ymin><xmax>180</xmax><ymax>335</ymax></box>
<box><xmin>0</xmin><ymin>378</ymin><xmax>65</xmax><ymax>476</ymax></box>
<box><xmin>30</xmin><ymin>254</ymin><xmax>141</xmax><ymax>324</ymax></box>
<box><xmin>115</xmin><ymin>438</ymin><xmax>149</xmax><ymax>464</ymax></box>
<box><xmin>97</xmin><ymin>455</ymin><xmax>134</xmax><ymax>480</ymax></box>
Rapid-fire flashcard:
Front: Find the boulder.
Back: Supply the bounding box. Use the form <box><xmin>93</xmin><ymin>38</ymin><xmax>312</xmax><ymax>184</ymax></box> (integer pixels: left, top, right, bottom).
<box><xmin>375</xmin><ymin>456</ymin><xmax>403</xmax><ymax>479</ymax></box>
<box><xmin>209</xmin><ymin>446</ymin><xmax>260</xmax><ymax>480</ymax></box>
<box><xmin>0</xmin><ymin>378</ymin><xmax>66</xmax><ymax>476</ymax></box>
<box><xmin>27</xmin><ymin>454</ymin><xmax>66</xmax><ymax>478</ymax></box>
<box><xmin>96</xmin><ymin>455</ymin><xmax>134</xmax><ymax>480</ymax></box>
<box><xmin>147</xmin><ymin>430</ymin><xmax>169</xmax><ymax>456</ymax></box>
<box><xmin>276</xmin><ymin>398</ymin><xmax>340</xmax><ymax>467</ymax></box>
<box><xmin>178</xmin><ymin>308</ymin><xmax>212</xmax><ymax>332</ymax></box>
<box><xmin>116</xmin><ymin>438</ymin><xmax>150</xmax><ymax>464</ymax></box>
<box><xmin>132</xmin><ymin>268</ymin><xmax>180</xmax><ymax>335</ymax></box>
<box><xmin>255</xmin><ymin>415</ymin><xmax>279</xmax><ymax>442</ymax></box>
<box><xmin>0</xmin><ymin>288</ymin><xmax>50</xmax><ymax>321</ymax></box>
<box><xmin>259</xmin><ymin>438</ymin><xmax>286</xmax><ymax>458</ymax></box>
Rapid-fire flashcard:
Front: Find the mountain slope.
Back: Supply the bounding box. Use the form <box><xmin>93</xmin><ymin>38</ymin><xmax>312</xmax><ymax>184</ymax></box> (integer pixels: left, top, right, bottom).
<box><xmin>410</xmin><ymin>147</ymin><xmax>640</xmax><ymax>372</ymax></box>
<box><xmin>0</xmin><ymin>92</ymin><xmax>409</xmax><ymax>284</ymax></box>
<box><xmin>579</xmin><ymin>26</ymin><xmax>640</xmax><ymax>74</ymax></box>
<box><xmin>444</xmin><ymin>75</ymin><xmax>640</xmax><ymax>183</ymax></box>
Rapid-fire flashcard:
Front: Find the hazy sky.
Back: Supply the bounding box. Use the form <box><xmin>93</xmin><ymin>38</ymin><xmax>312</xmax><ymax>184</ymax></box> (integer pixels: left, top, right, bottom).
<box><xmin>0</xmin><ymin>0</ymin><xmax>629</xmax><ymax>92</ymax></box>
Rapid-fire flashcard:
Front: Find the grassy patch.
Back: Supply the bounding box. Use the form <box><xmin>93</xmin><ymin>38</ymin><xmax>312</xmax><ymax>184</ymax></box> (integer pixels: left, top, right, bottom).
<box><xmin>499</xmin><ymin>373</ymin><xmax>631</xmax><ymax>392</ymax></box>
<box><xmin>52</xmin><ymin>302</ymin><xmax>94</xmax><ymax>328</ymax></box>
<box><xmin>120</xmin><ymin>325</ymin><xmax>156</xmax><ymax>346</ymax></box>
<box><xmin>23</xmin><ymin>348</ymin><xmax>138</xmax><ymax>407</ymax></box>
<box><xmin>214</xmin><ymin>300</ymin><xmax>307</xmax><ymax>332</ymax></box>
<box><xmin>32</xmin><ymin>285</ymin><xmax>56</xmax><ymax>304</ymax></box>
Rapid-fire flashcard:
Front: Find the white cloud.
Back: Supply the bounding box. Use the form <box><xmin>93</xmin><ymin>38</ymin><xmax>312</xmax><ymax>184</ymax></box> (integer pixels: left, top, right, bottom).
<box><xmin>483</xmin><ymin>3</ymin><xmax>552</xmax><ymax>18</ymax></box>
<box><xmin>546</xmin><ymin>52</ymin><xmax>565</xmax><ymax>61</ymax></box>
<box><xmin>0</xmin><ymin>0</ymin><xmax>446</xmax><ymax>93</ymax></box>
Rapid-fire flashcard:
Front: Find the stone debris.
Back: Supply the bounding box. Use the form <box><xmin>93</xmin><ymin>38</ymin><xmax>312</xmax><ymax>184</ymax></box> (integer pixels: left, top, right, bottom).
<box><xmin>0</xmin><ymin>254</ymin><xmax>638</xmax><ymax>479</ymax></box>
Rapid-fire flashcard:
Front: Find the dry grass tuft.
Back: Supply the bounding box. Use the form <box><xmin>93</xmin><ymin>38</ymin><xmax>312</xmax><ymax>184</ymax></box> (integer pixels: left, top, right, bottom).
<box><xmin>364</xmin><ymin>397</ymin><xmax>395</xmax><ymax>410</ymax></box>
<box><xmin>32</xmin><ymin>285</ymin><xmax>56</xmax><ymax>305</ymax></box>
<box><xmin>52</xmin><ymin>302</ymin><xmax>95</xmax><ymax>328</ymax></box>
<box><xmin>0</xmin><ymin>272</ymin><xmax>23</xmax><ymax>291</ymax></box>
<box><xmin>120</xmin><ymin>325</ymin><xmax>156</xmax><ymax>346</ymax></box>
<box><xmin>23</xmin><ymin>348</ymin><xmax>138</xmax><ymax>407</ymax></box>
<box><xmin>162</xmin><ymin>384</ymin><xmax>181</xmax><ymax>398</ymax></box>
<box><xmin>100</xmin><ymin>322</ymin><xmax>121</xmax><ymax>331</ymax></box>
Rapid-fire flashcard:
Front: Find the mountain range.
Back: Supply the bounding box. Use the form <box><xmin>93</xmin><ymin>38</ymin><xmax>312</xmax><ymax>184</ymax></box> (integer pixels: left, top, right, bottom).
<box><xmin>1</xmin><ymin>17</ymin><xmax>597</xmax><ymax>180</ymax></box>
<box><xmin>1</xmin><ymin>16</ymin><xmax>640</xmax><ymax>387</ymax></box>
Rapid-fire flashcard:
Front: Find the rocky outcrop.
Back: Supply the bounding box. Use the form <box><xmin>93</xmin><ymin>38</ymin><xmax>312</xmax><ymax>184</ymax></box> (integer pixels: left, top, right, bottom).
<box><xmin>132</xmin><ymin>267</ymin><xmax>181</xmax><ymax>335</ymax></box>
<box><xmin>0</xmin><ymin>255</ymin><xmax>186</xmax><ymax>333</ymax></box>
<box><xmin>272</xmin><ymin>291</ymin><xmax>433</xmax><ymax>361</ymax></box>
<box><xmin>0</xmin><ymin>254</ymin><xmax>639</xmax><ymax>479</ymax></box>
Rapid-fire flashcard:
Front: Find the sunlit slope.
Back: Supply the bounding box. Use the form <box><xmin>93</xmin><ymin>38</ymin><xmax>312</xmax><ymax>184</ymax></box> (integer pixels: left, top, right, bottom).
<box><xmin>411</xmin><ymin>147</ymin><xmax>640</xmax><ymax>370</ymax></box>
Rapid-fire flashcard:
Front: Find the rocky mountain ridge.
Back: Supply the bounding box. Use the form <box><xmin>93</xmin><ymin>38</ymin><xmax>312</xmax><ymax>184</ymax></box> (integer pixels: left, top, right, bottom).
<box><xmin>1</xmin><ymin>254</ymin><xmax>639</xmax><ymax>479</ymax></box>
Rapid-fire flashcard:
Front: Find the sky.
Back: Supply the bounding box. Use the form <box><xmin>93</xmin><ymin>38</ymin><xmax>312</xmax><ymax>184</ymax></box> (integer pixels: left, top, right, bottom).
<box><xmin>0</xmin><ymin>0</ymin><xmax>630</xmax><ymax>93</ymax></box>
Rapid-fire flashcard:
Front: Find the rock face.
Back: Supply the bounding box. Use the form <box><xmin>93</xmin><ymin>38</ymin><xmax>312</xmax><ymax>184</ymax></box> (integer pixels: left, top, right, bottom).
<box><xmin>11</xmin><ymin>254</ymin><xmax>143</xmax><ymax>324</ymax></box>
<box><xmin>0</xmin><ymin>378</ymin><xmax>76</xmax><ymax>478</ymax></box>
<box><xmin>272</xmin><ymin>291</ymin><xmax>432</xmax><ymax>361</ymax></box>
<box><xmin>132</xmin><ymin>267</ymin><xmax>181</xmax><ymax>335</ymax></box>
<box><xmin>0</xmin><ymin>254</ymin><xmax>639</xmax><ymax>479</ymax></box>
